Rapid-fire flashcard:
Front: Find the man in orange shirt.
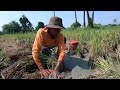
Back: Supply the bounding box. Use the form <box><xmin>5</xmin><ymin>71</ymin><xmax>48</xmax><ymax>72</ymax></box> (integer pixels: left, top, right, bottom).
<box><xmin>32</xmin><ymin>16</ymin><xmax>66</xmax><ymax>78</ymax></box>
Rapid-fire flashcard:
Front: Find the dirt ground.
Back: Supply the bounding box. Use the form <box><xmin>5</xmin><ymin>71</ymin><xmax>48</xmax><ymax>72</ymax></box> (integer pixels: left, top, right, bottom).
<box><xmin>0</xmin><ymin>39</ymin><xmax>40</xmax><ymax>79</ymax></box>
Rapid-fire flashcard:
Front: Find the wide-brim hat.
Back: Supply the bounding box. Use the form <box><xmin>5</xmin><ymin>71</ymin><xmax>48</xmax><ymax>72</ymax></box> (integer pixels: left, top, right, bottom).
<box><xmin>46</xmin><ymin>16</ymin><xmax>66</xmax><ymax>29</ymax></box>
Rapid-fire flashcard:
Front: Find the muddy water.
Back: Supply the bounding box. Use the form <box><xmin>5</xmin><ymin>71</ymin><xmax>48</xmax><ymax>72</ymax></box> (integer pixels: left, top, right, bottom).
<box><xmin>63</xmin><ymin>54</ymin><xmax>93</xmax><ymax>79</ymax></box>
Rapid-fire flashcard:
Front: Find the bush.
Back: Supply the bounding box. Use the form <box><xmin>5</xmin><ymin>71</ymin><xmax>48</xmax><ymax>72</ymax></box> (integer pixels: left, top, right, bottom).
<box><xmin>0</xmin><ymin>31</ymin><xmax>3</xmax><ymax>35</ymax></box>
<box><xmin>2</xmin><ymin>21</ymin><xmax>21</xmax><ymax>34</ymax></box>
<box><xmin>70</xmin><ymin>22</ymin><xmax>81</xmax><ymax>29</ymax></box>
<box><xmin>35</xmin><ymin>22</ymin><xmax>44</xmax><ymax>31</ymax></box>
<box><xmin>87</xmin><ymin>18</ymin><xmax>94</xmax><ymax>28</ymax></box>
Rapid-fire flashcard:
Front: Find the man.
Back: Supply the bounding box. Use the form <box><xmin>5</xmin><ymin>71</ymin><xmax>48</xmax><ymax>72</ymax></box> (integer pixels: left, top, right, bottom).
<box><xmin>32</xmin><ymin>16</ymin><xmax>66</xmax><ymax>78</ymax></box>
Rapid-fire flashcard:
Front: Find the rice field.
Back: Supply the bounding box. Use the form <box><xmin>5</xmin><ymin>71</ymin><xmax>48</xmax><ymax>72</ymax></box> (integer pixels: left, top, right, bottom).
<box><xmin>1</xmin><ymin>26</ymin><xmax>120</xmax><ymax>78</ymax></box>
<box><xmin>1</xmin><ymin>26</ymin><xmax>120</xmax><ymax>63</ymax></box>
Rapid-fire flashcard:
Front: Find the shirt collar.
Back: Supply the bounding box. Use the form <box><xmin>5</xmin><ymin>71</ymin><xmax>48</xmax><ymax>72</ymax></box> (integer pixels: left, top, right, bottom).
<box><xmin>43</xmin><ymin>28</ymin><xmax>48</xmax><ymax>32</ymax></box>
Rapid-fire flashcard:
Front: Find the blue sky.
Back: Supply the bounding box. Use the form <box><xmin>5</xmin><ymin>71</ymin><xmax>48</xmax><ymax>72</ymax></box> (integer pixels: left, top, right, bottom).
<box><xmin>0</xmin><ymin>11</ymin><xmax>120</xmax><ymax>31</ymax></box>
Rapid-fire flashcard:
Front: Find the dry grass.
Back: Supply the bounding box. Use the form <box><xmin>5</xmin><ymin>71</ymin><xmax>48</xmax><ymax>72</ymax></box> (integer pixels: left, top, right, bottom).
<box><xmin>88</xmin><ymin>56</ymin><xmax>120</xmax><ymax>79</ymax></box>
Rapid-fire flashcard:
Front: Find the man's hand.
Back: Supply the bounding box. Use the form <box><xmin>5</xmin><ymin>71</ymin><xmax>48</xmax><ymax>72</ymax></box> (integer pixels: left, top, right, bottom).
<box><xmin>50</xmin><ymin>69</ymin><xmax>64</xmax><ymax>79</ymax></box>
<box><xmin>40</xmin><ymin>69</ymin><xmax>52</xmax><ymax>79</ymax></box>
<box><xmin>50</xmin><ymin>61</ymin><xmax>64</xmax><ymax>79</ymax></box>
<box><xmin>38</xmin><ymin>65</ymin><xmax>52</xmax><ymax>79</ymax></box>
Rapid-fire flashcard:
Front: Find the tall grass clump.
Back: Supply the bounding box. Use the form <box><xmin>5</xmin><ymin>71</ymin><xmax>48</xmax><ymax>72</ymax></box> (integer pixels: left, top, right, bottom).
<box><xmin>92</xmin><ymin>56</ymin><xmax>120</xmax><ymax>79</ymax></box>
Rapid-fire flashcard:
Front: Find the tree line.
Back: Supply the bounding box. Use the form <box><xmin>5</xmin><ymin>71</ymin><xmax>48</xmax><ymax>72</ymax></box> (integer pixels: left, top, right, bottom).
<box><xmin>1</xmin><ymin>11</ymin><xmax>119</xmax><ymax>35</ymax></box>
<box><xmin>1</xmin><ymin>15</ymin><xmax>44</xmax><ymax>34</ymax></box>
<box><xmin>1</xmin><ymin>11</ymin><xmax>95</xmax><ymax>34</ymax></box>
<box><xmin>54</xmin><ymin>11</ymin><xmax>95</xmax><ymax>28</ymax></box>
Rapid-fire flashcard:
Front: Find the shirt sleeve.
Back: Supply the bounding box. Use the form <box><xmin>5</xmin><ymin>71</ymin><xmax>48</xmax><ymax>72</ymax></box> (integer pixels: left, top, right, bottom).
<box><xmin>32</xmin><ymin>29</ymin><xmax>43</xmax><ymax>67</ymax></box>
<box><xmin>57</xmin><ymin>34</ymin><xmax>65</xmax><ymax>62</ymax></box>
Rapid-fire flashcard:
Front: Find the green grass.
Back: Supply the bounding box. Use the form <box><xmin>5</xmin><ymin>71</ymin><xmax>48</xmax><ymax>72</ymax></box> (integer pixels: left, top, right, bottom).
<box><xmin>1</xmin><ymin>26</ymin><xmax>120</xmax><ymax>56</ymax></box>
<box><xmin>0</xmin><ymin>32</ymin><xmax>36</xmax><ymax>43</ymax></box>
<box><xmin>1</xmin><ymin>26</ymin><xmax>120</xmax><ymax>58</ymax></box>
<box><xmin>64</xmin><ymin>26</ymin><xmax>120</xmax><ymax>56</ymax></box>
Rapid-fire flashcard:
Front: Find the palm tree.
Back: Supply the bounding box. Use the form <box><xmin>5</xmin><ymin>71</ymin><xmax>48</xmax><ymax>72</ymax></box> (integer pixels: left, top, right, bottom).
<box><xmin>87</xmin><ymin>11</ymin><xmax>90</xmax><ymax>26</ymax></box>
<box><xmin>92</xmin><ymin>11</ymin><xmax>94</xmax><ymax>24</ymax></box>
<box><xmin>113</xmin><ymin>19</ymin><xmax>117</xmax><ymax>25</ymax></box>
<box><xmin>19</xmin><ymin>15</ymin><xmax>33</xmax><ymax>32</ymax></box>
<box><xmin>75</xmin><ymin>11</ymin><xmax>77</xmax><ymax>23</ymax></box>
<box><xmin>83</xmin><ymin>11</ymin><xmax>86</xmax><ymax>27</ymax></box>
<box><xmin>86</xmin><ymin>11</ymin><xmax>95</xmax><ymax>27</ymax></box>
<box><xmin>53</xmin><ymin>11</ymin><xmax>55</xmax><ymax>16</ymax></box>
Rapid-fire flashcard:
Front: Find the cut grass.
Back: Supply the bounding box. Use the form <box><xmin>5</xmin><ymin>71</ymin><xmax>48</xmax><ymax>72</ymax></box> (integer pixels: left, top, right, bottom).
<box><xmin>92</xmin><ymin>56</ymin><xmax>120</xmax><ymax>79</ymax></box>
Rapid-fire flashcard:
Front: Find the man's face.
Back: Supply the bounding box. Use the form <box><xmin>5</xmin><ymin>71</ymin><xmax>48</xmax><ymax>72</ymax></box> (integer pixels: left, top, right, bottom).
<box><xmin>48</xmin><ymin>28</ymin><xmax>61</xmax><ymax>39</ymax></box>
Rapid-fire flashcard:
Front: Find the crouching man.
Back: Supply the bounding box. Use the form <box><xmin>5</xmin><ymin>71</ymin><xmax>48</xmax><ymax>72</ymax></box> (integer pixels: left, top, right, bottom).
<box><xmin>32</xmin><ymin>16</ymin><xmax>66</xmax><ymax>79</ymax></box>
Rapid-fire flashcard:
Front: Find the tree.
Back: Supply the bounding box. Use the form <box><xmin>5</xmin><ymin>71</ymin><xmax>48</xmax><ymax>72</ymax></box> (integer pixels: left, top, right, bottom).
<box><xmin>0</xmin><ymin>31</ymin><xmax>2</xmax><ymax>35</ymax></box>
<box><xmin>87</xmin><ymin>11</ymin><xmax>90</xmax><ymax>26</ymax></box>
<box><xmin>75</xmin><ymin>11</ymin><xmax>77</xmax><ymax>23</ymax></box>
<box><xmin>92</xmin><ymin>11</ymin><xmax>94</xmax><ymax>24</ymax></box>
<box><xmin>19</xmin><ymin>15</ymin><xmax>33</xmax><ymax>32</ymax></box>
<box><xmin>35</xmin><ymin>22</ymin><xmax>44</xmax><ymax>31</ymax></box>
<box><xmin>70</xmin><ymin>22</ymin><xmax>81</xmax><ymax>29</ymax></box>
<box><xmin>2</xmin><ymin>21</ymin><xmax>21</xmax><ymax>34</ymax></box>
<box><xmin>113</xmin><ymin>19</ymin><xmax>117</xmax><ymax>25</ymax></box>
<box><xmin>83</xmin><ymin>11</ymin><xmax>86</xmax><ymax>27</ymax></box>
<box><xmin>74</xmin><ymin>11</ymin><xmax>81</xmax><ymax>27</ymax></box>
<box><xmin>87</xmin><ymin>11</ymin><xmax>94</xmax><ymax>28</ymax></box>
<box><xmin>53</xmin><ymin>11</ymin><xmax>55</xmax><ymax>16</ymax></box>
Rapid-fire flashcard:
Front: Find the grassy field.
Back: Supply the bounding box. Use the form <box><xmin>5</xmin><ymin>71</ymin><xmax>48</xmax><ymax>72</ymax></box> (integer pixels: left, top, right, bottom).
<box><xmin>1</xmin><ymin>26</ymin><xmax>120</xmax><ymax>58</ymax></box>
<box><xmin>1</xmin><ymin>26</ymin><xmax>120</xmax><ymax>79</ymax></box>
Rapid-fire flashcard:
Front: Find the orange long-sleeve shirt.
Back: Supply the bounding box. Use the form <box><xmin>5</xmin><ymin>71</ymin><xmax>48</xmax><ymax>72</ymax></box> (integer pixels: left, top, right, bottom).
<box><xmin>32</xmin><ymin>28</ymin><xmax>65</xmax><ymax>68</ymax></box>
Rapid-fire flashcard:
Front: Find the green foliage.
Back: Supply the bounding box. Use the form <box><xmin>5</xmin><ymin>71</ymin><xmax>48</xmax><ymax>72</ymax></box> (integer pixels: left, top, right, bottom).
<box><xmin>2</xmin><ymin>21</ymin><xmax>21</xmax><ymax>34</ymax></box>
<box><xmin>19</xmin><ymin>15</ymin><xmax>34</xmax><ymax>33</ymax></box>
<box><xmin>35</xmin><ymin>22</ymin><xmax>44</xmax><ymax>31</ymax></box>
<box><xmin>70</xmin><ymin>22</ymin><xmax>81</xmax><ymax>29</ymax></box>
<box><xmin>88</xmin><ymin>18</ymin><xmax>94</xmax><ymax>28</ymax></box>
<box><xmin>0</xmin><ymin>31</ymin><xmax>3</xmax><ymax>35</ymax></box>
<box><xmin>2</xmin><ymin>15</ymin><xmax>35</xmax><ymax>34</ymax></box>
<box><xmin>63</xmin><ymin>26</ymin><xmax>120</xmax><ymax>56</ymax></box>
<box><xmin>39</xmin><ymin>54</ymin><xmax>57</xmax><ymax>70</ymax></box>
<box><xmin>113</xmin><ymin>19</ymin><xmax>117</xmax><ymax>25</ymax></box>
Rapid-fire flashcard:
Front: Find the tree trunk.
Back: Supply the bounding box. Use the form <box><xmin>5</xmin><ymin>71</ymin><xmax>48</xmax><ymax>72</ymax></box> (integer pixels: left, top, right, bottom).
<box><xmin>53</xmin><ymin>11</ymin><xmax>55</xmax><ymax>16</ymax></box>
<box><xmin>87</xmin><ymin>11</ymin><xmax>90</xmax><ymax>26</ymax></box>
<box><xmin>92</xmin><ymin>11</ymin><xmax>94</xmax><ymax>24</ymax></box>
<box><xmin>75</xmin><ymin>11</ymin><xmax>77</xmax><ymax>23</ymax></box>
<box><xmin>83</xmin><ymin>11</ymin><xmax>86</xmax><ymax>27</ymax></box>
